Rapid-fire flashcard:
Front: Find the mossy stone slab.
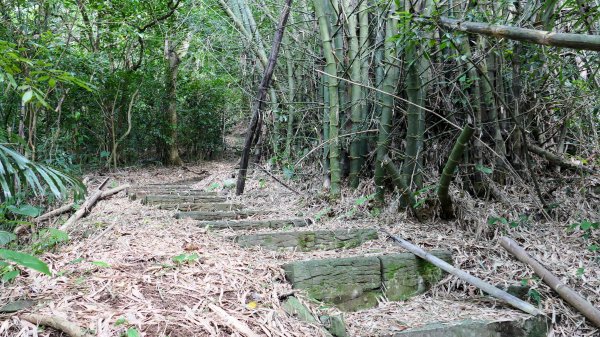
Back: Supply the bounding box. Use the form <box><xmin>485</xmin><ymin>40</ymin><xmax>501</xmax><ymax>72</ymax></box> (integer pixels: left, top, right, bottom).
<box><xmin>283</xmin><ymin>252</ymin><xmax>451</xmax><ymax>311</ymax></box>
<box><xmin>283</xmin><ymin>256</ymin><xmax>382</xmax><ymax>311</ymax></box>
<box><xmin>174</xmin><ymin>210</ymin><xmax>263</xmax><ymax>220</ymax></box>
<box><xmin>232</xmin><ymin>228</ymin><xmax>378</xmax><ymax>251</ymax></box>
<box><xmin>389</xmin><ymin>315</ymin><xmax>549</xmax><ymax>337</ymax></box>
<box><xmin>158</xmin><ymin>202</ymin><xmax>243</xmax><ymax>211</ymax></box>
<box><xmin>381</xmin><ymin>251</ymin><xmax>451</xmax><ymax>301</ymax></box>
<box><xmin>196</xmin><ymin>218</ymin><xmax>312</xmax><ymax>230</ymax></box>
<box><xmin>143</xmin><ymin>195</ymin><xmax>227</xmax><ymax>204</ymax></box>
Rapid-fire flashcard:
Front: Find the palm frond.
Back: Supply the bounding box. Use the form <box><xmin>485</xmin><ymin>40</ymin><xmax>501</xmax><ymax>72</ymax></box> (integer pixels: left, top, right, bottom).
<box><xmin>0</xmin><ymin>145</ymin><xmax>84</xmax><ymax>200</ymax></box>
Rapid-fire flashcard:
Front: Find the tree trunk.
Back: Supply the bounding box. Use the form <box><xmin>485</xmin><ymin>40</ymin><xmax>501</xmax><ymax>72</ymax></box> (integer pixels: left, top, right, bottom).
<box><xmin>236</xmin><ymin>0</ymin><xmax>292</xmax><ymax>195</ymax></box>
<box><xmin>165</xmin><ymin>39</ymin><xmax>183</xmax><ymax>166</ymax></box>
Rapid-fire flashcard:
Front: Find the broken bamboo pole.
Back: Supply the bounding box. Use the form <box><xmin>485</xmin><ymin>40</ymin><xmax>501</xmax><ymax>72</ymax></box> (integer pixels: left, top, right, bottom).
<box><xmin>500</xmin><ymin>237</ymin><xmax>600</xmax><ymax>328</ymax></box>
<box><xmin>527</xmin><ymin>144</ymin><xmax>595</xmax><ymax>174</ymax></box>
<box><xmin>208</xmin><ymin>303</ymin><xmax>260</xmax><ymax>337</ymax></box>
<box><xmin>59</xmin><ymin>178</ymin><xmax>111</xmax><ymax>231</ymax></box>
<box><xmin>438</xmin><ymin>17</ymin><xmax>600</xmax><ymax>51</ymax></box>
<box><xmin>34</xmin><ymin>203</ymin><xmax>75</xmax><ymax>223</ymax></box>
<box><xmin>438</xmin><ymin>124</ymin><xmax>474</xmax><ymax>219</ymax></box>
<box><xmin>383</xmin><ymin>230</ymin><xmax>543</xmax><ymax>316</ymax></box>
<box><xmin>21</xmin><ymin>314</ymin><xmax>92</xmax><ymax>337</ymax></box>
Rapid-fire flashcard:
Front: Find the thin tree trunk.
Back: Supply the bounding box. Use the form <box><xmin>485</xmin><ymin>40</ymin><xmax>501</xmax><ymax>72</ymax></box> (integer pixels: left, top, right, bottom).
<box><xmin>165</xmin><ymin>39</ymin><xmax>183</xmax><ymax>166</ymax></box>
<box><xmin>236</xmin><ymin>0</ymin><xmax>292</xmax><ymax>195</ymax></box>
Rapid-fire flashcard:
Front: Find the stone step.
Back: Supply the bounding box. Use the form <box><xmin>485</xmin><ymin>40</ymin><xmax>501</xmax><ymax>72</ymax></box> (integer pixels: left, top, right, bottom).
<box><xmin>282</xmin><ymin>251</ymin><xmax>451</xmax><ymax>311</ymax></box>
<box><xmin>142</xmin><ymin>195</ymin><xmax>227</xmax><ymax>204</ymax></box>
<box><xmin>389</xmin><ymin>316</ymin><xmax>549</xmax><ymax>337</ymax></box>
<box><xmin>129</xmin><ymin>189</ymin><xmax>215</xmax><ymax>200</ymax></box>
<box><xmin>175</xmin><ymin>210</ymin><xmax>266</xmax><ymax>221</ymax></box>
<box><xmin>231</xmin><ymin>228</ymin><xmax>378</xmax><ymax>251</ymax></box>
<box><xmin>158</xmin><ymin>202</ymin><xmax>244</xmax><ymax>212</ymax></box>
<box><xmin>196</xmin><ymin>218</ymin><xmax>312</xmax><ymax>230</ymax></box>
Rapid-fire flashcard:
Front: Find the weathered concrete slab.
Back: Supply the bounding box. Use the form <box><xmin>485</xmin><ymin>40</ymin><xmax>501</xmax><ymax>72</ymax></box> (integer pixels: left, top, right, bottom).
<box><xmin>158</xmin><ymin>203</ymin><xmax>243</xmax><ymax>212</ymax></box>
<box><xmin>282</xmin><ymin>252</ymin><xmax>451</xmax><ymax>311</ymax></box>
<box><xmin>175</xmin><ymin>210</ymin><xmax>265</xmax><ymax>220</ymax></box>
<box><xmin>196</xmin><ymin>218</ymin><xmax>312</xmax><ymax>230</ymax></box>
<box><xmin>130</xmin><ymin>189</ymin><xmax>217</xmax><ymax>200</ymax></box>
<box><xmin>389</xmin><ymin>316</ymin><xmax>549</xmax><ymax>337</ymax></box>
<box><xmin>232</xmin><ymin>228</ymin><xmax>378</xmax><ymax>251</ymax></box>
<box><xmin>142</xmin><ymin>195</ymin><xmax>227</xmax><ymax>204</ymax></box>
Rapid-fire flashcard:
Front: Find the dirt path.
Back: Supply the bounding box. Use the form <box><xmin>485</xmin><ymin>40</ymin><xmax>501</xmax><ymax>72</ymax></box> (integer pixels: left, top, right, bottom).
<box><xmin>1</xmin><ymin>160</ymin><xmax>597</xmax><ymax>336</ymax></box>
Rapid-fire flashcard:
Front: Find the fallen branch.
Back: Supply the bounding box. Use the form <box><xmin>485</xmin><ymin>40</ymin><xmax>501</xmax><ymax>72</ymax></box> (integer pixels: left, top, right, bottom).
<box><xmin>208</xmin><ymin>303</ymin><xmax>261</xmax><ymax>337</ymax></box>
<box><xmin>528</xmin><ymin>144</ymin><xmax>595</xmax><ymax>174</ymax></box>
<box><xmin>382</xmin><ymin>230</ymin><xmax>543</xmax><ymax>316</ymax></box>
<box><xmin>255</xmin><ymin>164</ymin><xmax>301</xmax><ymax>195</ymax></box>
<box><xmin>500</xmin><ymin>237</ymin><xmax>600</xmax><ymax>328</ymax></box>
<box><xmin>59</xmin><ymin>178</ymin><xmax>110</xmax><ymax>231</ymax></box>
<box><xmin>100</xmin><ymin>184</ymin><xmax>130</xmax><ymax>199</ymax></box>
<box><xmin>21</xmin><ymin>314</ymin><xmax>92</xmax><ymax>337</ymax></box>
<box><xmin>34</xmin><ymin>203</ymin><xmax>75</xmax><ymax>223</ymax></box>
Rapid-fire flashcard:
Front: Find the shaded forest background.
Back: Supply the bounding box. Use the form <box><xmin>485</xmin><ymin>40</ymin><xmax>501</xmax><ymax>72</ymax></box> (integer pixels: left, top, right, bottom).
<box><xmin>0</xmin><ymin>0</ymin><xmax>598</xmax><ymax>230</ymax></box>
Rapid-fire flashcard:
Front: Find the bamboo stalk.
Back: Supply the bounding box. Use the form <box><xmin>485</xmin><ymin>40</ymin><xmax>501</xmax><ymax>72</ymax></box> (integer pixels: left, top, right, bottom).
<box><xmin>314</xmin><ymin>0</ymin><xmax>341</xmax><ymax>198</ymax></box>
<box><xmin>381</xmin><ymin>155</ymin><xmax>420</xmax><ymax>221</ymax></box>
<box><xmin>208</xmin><ymin>303</ymin><xmax>260</xmax><ymax>337</ymax></box>
<box><xmin>500</xmin><ymin>237</ymin><xmax>600</xmax><ymax>328</ymax></box>
<box><xmin>439</xmin><ymin>17</ymin><xmax>600</xmax><ymax>51</ymax></box>
<box><xmin>438</xmin><ymin>124</ymin><xmax>474</xmax><ymax>219</ymax></box>
<box><xmin>383</xmin><ymin>230</ymin><xmax>544</xmax><ymax>316</ymax></box>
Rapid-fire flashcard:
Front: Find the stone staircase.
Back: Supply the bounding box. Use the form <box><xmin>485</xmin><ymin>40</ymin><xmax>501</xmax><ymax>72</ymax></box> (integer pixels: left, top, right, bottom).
<box><xmin>127</xmin><ymin>181</ymin><xmax>549</xmax><ymax>337</ymax></box>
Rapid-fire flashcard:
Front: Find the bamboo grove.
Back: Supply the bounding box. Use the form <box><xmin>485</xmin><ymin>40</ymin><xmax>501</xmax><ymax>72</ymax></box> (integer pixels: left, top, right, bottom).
<box><xmin>0</xmin><ymin>0</ymin><xmax>598</xmax><ymax>220</ymax></box>
<box><xmin>223</xmin><ymin>0</ymin><xmax>599</xmax><ymax>219</ymax></box>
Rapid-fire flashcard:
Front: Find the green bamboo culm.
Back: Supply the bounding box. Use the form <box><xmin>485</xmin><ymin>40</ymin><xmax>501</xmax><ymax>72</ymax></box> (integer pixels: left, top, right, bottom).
<box><xmin>382</xmin><ymin>155</ymin><xmax>421</xmax><ymax>221</ymax></box>
<box><xmin>314</xmin><ymin>0</ymin><xmax>341</xmax><ymax>197</ymax></box>
<box><xmin>346</xmin><ymin>0</ymin><xmax>362</xmax><ymax>189</ymax></box>
<box><xmin>374</xmin><ymin>2</ymin><xmax>399</xmax><ymax>203</ymax></box>
<box><xmin>438</xmin><ymin>124</ymin><xmax>475</xmax><ymax>219</ymax></box>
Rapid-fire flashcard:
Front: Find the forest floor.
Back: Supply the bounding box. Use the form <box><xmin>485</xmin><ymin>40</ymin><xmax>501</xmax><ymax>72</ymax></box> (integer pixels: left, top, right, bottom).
<box><xmin>1</xmin><ymin>155</ymin><xmax>599</xmax><ymax>337</ymax></box>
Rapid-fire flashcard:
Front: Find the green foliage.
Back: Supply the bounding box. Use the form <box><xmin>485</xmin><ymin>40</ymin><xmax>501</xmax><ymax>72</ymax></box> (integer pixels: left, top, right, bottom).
<box><xmin>0</xmin><ymin>231</ymin><xmax>16</xmax><ymax>246</ymax></box>
<box><xmin>487</xmin><ymin>215</ymin><xmax>530</xmax><ymax>228</ymax></box>
<box><xmin>32</xmin><ymin>229</ymin><xmax>69</xmax><ymax>254</ymax></box>
<box><xmin>0</xmin><ymin>144</ymin><xmax>84</xmax><ymax>200</ymax></box>
<box><xmin>568</xmin><ymin>219</ymin><xmax>599</xmax><ymax>252</ymax></box>
<box><xmin>172</xmin><ymin>253</ymin><xmax>199</xmax><ymax>265</ymax></box>
<box><xmin>0</xmin><ymin>249</ymin><xmax>51</xmax><ymax>275</ymax></box>
<box><xmin>314</xmin><ymin>207</ymin><xmax>332</xmax><ymax>222</ymax></box>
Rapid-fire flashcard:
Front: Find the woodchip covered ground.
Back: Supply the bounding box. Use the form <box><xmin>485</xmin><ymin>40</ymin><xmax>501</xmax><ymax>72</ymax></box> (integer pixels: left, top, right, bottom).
<box><xmin>1</xmin><ymin>159</ymin><xmax>598</xmax><ymax>337</ymax></box>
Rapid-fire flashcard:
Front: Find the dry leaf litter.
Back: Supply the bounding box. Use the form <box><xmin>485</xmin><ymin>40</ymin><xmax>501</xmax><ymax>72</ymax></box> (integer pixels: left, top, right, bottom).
<box><xmin>0</xmin><ymin>159</ymin><xmax>598</xmax><ymax>337</ymax></box>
